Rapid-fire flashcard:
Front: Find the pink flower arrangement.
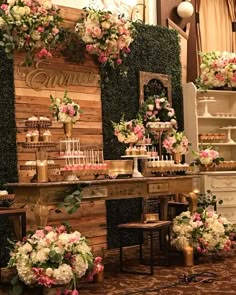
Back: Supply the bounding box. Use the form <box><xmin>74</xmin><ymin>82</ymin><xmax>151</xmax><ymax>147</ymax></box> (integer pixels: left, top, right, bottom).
<box><xmin>191</xmin><ymin>147</ymin><xmax>224</xmax><ymax>167</ymax></box>
<box><xmin>8</xmin><ymin>225</ymin><xmax>97</xmax><ymax>294</ymax></box>
<box><xmin>172</xmin><ymin>210</ymin><xmax>234</xmax><ymax>254</ymax></box>
<box><xmin>197</xmin><ymin>51</ymin><xmax>236</xmax><ymax>90</ymax></box>
<box><xmin>162</xmin><ymin>130</ymin><xmax>189</xmax><ymax>155</ymax></box>
<box><xmin>112</xmin><ymin>115</ymin><xmax>145</xmax><ymax>144</ymax></box>
<box><xmin>0</xmin><ymin>0</ymin><xmax>63</xmax><ymax>65</ymax></box>
<box><xmin>50</xmin><ymin>91</ymin><xmax>82</xmax><ymax>123</ymax></box>
<box><xmin>75</xmin><ymin>8</ymin><xmax>135</xmax><ymax>68</ymax></box>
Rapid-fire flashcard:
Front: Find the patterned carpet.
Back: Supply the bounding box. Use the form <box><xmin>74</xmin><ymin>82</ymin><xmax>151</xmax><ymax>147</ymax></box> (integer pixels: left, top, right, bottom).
<box><xmin>1</xmin><ymin>252</ymin><xmax>236</xmax><ymax>295</ymax></box>
<box><xmin>77</xmin><ymin>253</ymin><xmax>236</xmax><ymax>295</ymax></box>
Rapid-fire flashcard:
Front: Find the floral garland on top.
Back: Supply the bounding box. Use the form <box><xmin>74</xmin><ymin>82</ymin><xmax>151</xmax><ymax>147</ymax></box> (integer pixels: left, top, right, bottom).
<box><xmin>0</xmin><ymin>0</ymin><xmax>63</xmax><ymax>65</ymax></box>
<box><xmin>75</xmin><ymin>8</ymin><xmax>135</xmax><ymax>69</ymax></box>
<box><xmin>197</xmin><ymin>51</ymin><xmax>236</xmax><ymax>90</ymax></box>
<box><xmin>139</xmin><ymin>94</ymin><xmax>177</xmax><ymax>128</ymax></box>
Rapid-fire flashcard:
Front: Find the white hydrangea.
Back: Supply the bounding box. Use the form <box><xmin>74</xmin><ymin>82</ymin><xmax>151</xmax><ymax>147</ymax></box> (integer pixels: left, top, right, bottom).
<box><xmin>53</xmin><ymin>264</ymin><xmax>73</xmax><ymax>285</ymax></box>
<box><xmin>72</xmin><ymin>255</ymin><xmax>89</xmax><ymax>278</ymax></box>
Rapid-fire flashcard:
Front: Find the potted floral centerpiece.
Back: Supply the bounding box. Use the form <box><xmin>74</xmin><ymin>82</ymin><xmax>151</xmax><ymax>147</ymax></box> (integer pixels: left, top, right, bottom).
<box><xmin>50</xmin><ymin>90</ymin><xmax>82</xmax><ymax>137</ymax></box>
<box><xmin>75</xmin><ymin>8</ymin><xmax>135</xmax><ymax>70</ymax></box>
<box><xmin>8</xmin><ymin>225</ymin><xmax>100</xmax><ymax>295</ymax></box>
<box><xmin>0</xmin><ymin>0</ymin><xmax>63</xmax><ymax>65</ymax></box>
<box><xmin>112</xmin><ymin>115</ymin><xmax>145</xmax><ymax>145</ymax></box>
<box><xmin>172</xmin><ymin>209</ymin><xmax>233</xmax><ymax>256</ymax></box>
<box><xmin>162</xmin><ymin>130</ymin><xmax>189</xmax><ymax>163</ymax></box>
<box><xmin>191</xmin><ymin>146</ymin><xmax>224</xmax><ymax>171</ymax></box>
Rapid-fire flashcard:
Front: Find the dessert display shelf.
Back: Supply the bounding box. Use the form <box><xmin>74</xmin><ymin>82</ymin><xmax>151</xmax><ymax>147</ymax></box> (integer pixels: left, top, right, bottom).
<box><xmin>147</xmin><ymin>125</ymin><xmax>173</xmax><ymax>158</ymax></box>
<box><xmin>25</xmin><ymin>120</ymin><xmax>52</xmax><ymax>129</ymax></box>
<box><xmin>21</xmin><ymin>116</ymin><xmax>56</xmax><ymax>182</ymax></box>
<box><xmin>20</xmin><ymin>164</ymin><xmax>60</xmax><ymax>171</ymax></box>
<box><xmin>59</xmin><ymin>138</ymin><xmax>108</xmax><ymax>180</ymax></box>
<box><xmin>197</xmin><ymin>98</ymin><xmax>216</xmax><ymax>117</ymax></box>
<box><xmin>121</xmin><ymin>155</ymin><xmax>150</xmax><ymax>178</ymax></box>
<box><xmin>220</xmin><ymin>126</ymin><xmax>236</xmax><ymax>144</ymax></box>
<box><xmin>22</xmin><ymin>142</ymin><xmax>57</xmax><ymax>149</ymax></box>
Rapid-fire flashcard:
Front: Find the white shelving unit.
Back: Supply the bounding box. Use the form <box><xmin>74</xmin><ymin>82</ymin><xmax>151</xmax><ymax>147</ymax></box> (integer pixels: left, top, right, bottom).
<box><xmin>183</xmin><ymin>82</ymin><xmax>236</xmax><ymax>164</ymax></box>
<box><xmin>183</xmin><ymin>83</ymin><xmax>236</xmax><ymax>224</ymax></box>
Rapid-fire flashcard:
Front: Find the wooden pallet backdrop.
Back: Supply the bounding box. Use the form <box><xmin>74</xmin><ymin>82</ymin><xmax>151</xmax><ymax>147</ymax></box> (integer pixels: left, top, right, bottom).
<box><xmin>14</xmin><ymin>6</ymin><xmax>107</xmax><ymax>253</ymax></box>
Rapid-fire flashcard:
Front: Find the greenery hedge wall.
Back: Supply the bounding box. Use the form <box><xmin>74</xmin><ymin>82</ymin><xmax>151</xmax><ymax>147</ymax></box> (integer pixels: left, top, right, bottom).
<box><xmin>0</xmin><ymin>48</ymin><xmax>18</xmax><ymax>188</ymax></box>
<box><xmin>101</xmin><ymin>23</ymin><xmax>182</xmax><ymax>160</ymax></box>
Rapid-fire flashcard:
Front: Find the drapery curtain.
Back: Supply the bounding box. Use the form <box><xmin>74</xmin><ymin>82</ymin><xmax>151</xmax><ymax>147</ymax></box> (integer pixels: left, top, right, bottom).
<box><xmin>199</xmin><ymin>0</ymin><xmax>232</xmax><ymax>52</ymax></box>
<box><xmin>227</xmin><ymin>0</ymin><xmax>236</xmax><ymax>51</ymax></box>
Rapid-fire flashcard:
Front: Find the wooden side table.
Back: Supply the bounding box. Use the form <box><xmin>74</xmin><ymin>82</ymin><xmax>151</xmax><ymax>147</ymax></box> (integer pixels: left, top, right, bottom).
<box><xmin>118</xmin><ymin>221</ymin><xmax>171</xmax><ymax>275</ymax></box>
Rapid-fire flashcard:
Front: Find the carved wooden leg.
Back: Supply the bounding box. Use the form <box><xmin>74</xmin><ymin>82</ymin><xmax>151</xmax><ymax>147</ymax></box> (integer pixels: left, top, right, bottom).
<box><xmin>34</xmin><ymin>203</ymin><xmax>49</xmax><ymax>227</ymax></box>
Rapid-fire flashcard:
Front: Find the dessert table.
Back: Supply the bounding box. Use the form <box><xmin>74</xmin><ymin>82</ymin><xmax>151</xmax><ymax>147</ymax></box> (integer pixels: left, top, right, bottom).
<box><xmin>7</xmin><ymin>175</ymin><xmax>200</xmax><ymax>226</ymax></box>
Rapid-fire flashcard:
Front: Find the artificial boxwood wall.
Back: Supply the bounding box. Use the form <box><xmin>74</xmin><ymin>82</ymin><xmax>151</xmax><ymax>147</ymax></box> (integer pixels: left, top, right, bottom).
<box><xmin>101</xmin><ymin>22</ymin><xmax>182</xmax><ymax>160</ymax></box>
<box><xmin>0</xmin><ymin>48</ymin><xmax>18</xmax><ymax>188</ymax></box>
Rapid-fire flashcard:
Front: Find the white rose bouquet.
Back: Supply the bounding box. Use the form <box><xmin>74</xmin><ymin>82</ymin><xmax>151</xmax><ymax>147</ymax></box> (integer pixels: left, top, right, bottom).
<box><xmin>8</xmin><ymin>225</ymin><xmax>96</xmax><ymax>294</ymax></box>
<box><xmin>0</xmin><ymin>0</ymin><xmax>63</xmax><ymax>65</ymax></box>
<box><xmin>172</xmin><ymin>210</ymin><xmax>234</xmax><ymax>254</ymax></box>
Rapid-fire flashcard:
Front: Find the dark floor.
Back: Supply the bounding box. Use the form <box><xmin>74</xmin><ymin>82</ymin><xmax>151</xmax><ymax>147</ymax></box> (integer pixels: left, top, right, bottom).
<box><xmin>1</xmin><ymin>251</ymin><xmax>236</xmax><ymax>295</ymax></box>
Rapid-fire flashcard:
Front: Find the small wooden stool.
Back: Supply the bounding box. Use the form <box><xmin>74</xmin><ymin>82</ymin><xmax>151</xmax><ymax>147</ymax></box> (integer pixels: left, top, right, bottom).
<box><xmin>118</xmin><ymin>221</ymin><xmax>171</xmax><ymax>275</ymax></box>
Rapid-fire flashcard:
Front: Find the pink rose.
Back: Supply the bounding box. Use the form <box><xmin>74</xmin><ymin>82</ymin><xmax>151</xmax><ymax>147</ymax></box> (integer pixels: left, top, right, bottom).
<box><xmin>52</xmin><ymin>28</ymin><xmax>59</xmax><ymax>35</ymax></box>
<box><xmin>0</xmin><ymin>4</ymin><xmax>8</xmax><ymax>10</ymax></box>
<box><xmin>37</xmin><ymin>26</ymin><xmax>44</xmax><ymax>33</ymax></box>
<box><xmin>116</xmin><ymin>58</ymin><xmax>122</xmax><ymax>65</ymax></box>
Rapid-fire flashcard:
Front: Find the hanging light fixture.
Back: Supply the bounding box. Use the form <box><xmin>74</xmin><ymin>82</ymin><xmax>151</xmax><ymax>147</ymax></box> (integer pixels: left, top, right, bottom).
<box><xmin>177</xmin><ymin>0</ymin><xmax>194</xmax><ymax>19</ymax></box>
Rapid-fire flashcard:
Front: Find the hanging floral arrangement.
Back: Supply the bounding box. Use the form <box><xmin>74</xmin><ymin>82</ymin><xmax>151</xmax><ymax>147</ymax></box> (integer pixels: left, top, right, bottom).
<box><xmin>75</xmin><ymin>8</ymin><xmax>135</xmax><ymax>70</ymax></box>
<box><xmin>0</xmin><ymin>0</ymin><xmax>63</xmax><ymax>65</ymax></box>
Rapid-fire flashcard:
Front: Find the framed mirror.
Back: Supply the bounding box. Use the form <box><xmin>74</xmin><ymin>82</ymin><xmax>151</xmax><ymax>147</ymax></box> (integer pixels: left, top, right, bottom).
<box><xmin>139</xmin><ymin>71</ymin><xmax>172</xmax><ymax>106</ymax></box>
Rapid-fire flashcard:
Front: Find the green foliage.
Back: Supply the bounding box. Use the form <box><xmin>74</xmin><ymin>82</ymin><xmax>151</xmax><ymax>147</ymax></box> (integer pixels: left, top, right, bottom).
<box><xmin>56</xmin><ymin>185</ymin><xmax>85</xmax><ymax>214</ymax></box>
<box><xmin>101</xmin><ymin>23</ymin><xmax>182</xmax><ymax>159</ymax></box>
<box><xmin>9</xmin><ymin>275</ymin><xmax>24</xmax><ymax>295</ymax></box>
<box><xmin>197</xmin><ymin>190</ymin><xmax>223</xmax><ymax>210</ymax></box>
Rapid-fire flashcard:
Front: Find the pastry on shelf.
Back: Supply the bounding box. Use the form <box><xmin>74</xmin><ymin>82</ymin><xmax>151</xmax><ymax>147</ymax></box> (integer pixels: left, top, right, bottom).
<box><xmin>39</xmin><ymin>116</ymin><xmax>50</xmax><ymax>121</ymax></box>
<box><xmin>31</xmin><ymin>130</ymin><xmax>39</xmax><ymax>142</ymax></box>
<box><xmin>25</xmin><ymin>131</ymin><xmax>32</xmax><ymax>142</ymax></box>
<box><xmin>43</xmin><ymin>130</ymin><xmax>52</xmax><ymax>142</ymax></box>
<box><xmin>28</xmin><ymin>116</ymin><xmax>38</xmax><ymax>121</ymax></box>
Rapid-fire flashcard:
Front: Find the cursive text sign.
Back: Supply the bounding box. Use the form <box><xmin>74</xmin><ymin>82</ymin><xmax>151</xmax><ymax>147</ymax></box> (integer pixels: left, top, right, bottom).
<box><xmin>17</xmin><ymin>60</ymin><xmax>100</xmax><ymax>91</ymax></box>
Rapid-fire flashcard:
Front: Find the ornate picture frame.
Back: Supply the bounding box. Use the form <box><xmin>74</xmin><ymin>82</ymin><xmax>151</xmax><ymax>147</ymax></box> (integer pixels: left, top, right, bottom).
<box><xmin>139</xmin><ymin>71</ymin><xmax>172</xmax><ymax>106</ymax></box>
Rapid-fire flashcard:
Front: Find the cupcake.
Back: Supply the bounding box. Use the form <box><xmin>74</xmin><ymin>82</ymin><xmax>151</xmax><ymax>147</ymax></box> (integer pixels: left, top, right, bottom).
<box><xmin>25</xmin><ymin>131</ymin><xmax>32</xmax><ymax>142</ymax></box>
<box><xmin>32</xmin><ymin>130</ymin><xmax>39</xmax><ymax>142</ymax></box>
<box><xmin>43</xmin><ymin>130</ymin><xmax>52</xmax><ymax>142</ymax></box>
<box><xmin>28</xmin><ymin>116</ymin><xmax>38</xmax><ymax>121</ymax></box>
